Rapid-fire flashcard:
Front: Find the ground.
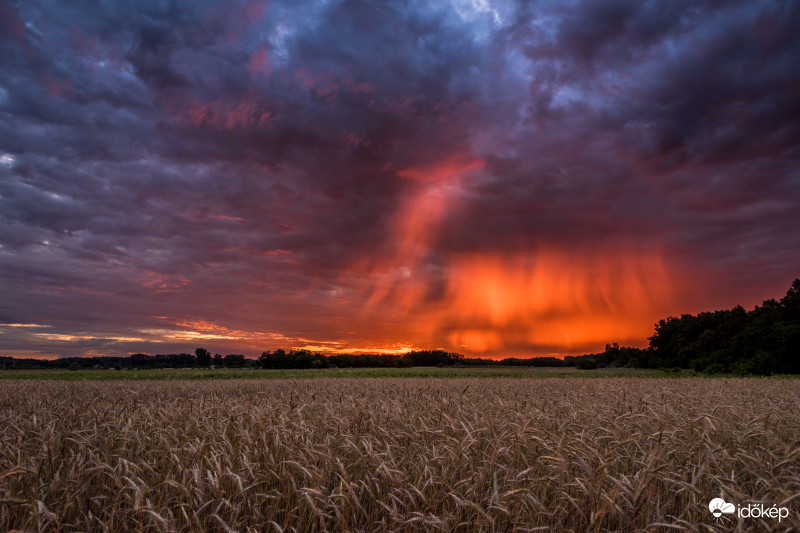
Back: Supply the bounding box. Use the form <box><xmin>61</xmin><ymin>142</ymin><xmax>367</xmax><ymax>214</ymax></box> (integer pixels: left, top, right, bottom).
<box><xmin>1</xmin><ymin>372</ymin><xmax>798</xmax><ymax>531</ymax></box>
<box><xmin>2</xmin><ymin>366</ymin><xmax>680</xmax><ymax>381</ymax></box>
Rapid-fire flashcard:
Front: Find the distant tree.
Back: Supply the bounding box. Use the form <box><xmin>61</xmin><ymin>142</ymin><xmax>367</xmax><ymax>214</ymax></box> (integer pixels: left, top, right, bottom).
<box><xmin>289</xmin><ymin>349</ymin><xmax>313</xmax><ymax>369</ymax></box>
<box><xmin>223</xmin><ymin>354</ymin><xmax>246</xmax><ymax>367</ymax></box>
<box><xmin>130</xmin><ymin>353</ymin><xmax>151</xmax><ymax>367</ymax></box>
<box><xmin>499</xmin><ymin>357</ymin><xmax>565</xmax><ymax>367</ymax></box>
<box><xmin>403</xmin><ymin>350</ymin><xmax>465</xmax><ymax>366</ymax></box>
<box><xmin>644</xmin><ymin>279</ymin><xmax>800</xmax><ymax>375</ymax></box>
<box><xmin>258</xmin><ymin>351</ymin><xmax>273</xmax><ymax>369</ymax></box>
<box><xmin>213</xmin><ymin>353</ymin><xmax>223</xmax><ymax>367</ymax></box>
<box><xmin>272</xmin><ymin>349</ymin><xmax>290</xmax><ymax>368</ymax></box>
<box><xmin>195</xmin><ymin>348</ymin><xmax>212</xmax><ymax>367</ymax></box>
<box><xmin>780</xmin><ymin>278</ymin><xmax>800</xmax><ymax>320</ymax></box>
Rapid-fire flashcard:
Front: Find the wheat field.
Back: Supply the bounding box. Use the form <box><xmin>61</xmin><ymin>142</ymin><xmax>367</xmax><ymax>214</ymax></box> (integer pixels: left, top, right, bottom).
<box><xmin>1</xmin><ymin>378</ymin><xmax>798</xmax><ymax>532</ymax></box>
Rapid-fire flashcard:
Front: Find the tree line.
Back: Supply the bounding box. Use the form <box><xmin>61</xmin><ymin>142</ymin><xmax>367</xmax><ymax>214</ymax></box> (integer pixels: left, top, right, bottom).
<box><xmin>577</xmin><ymin>279</ymin><xmax>800</xmax><ymax>375</ymax></box>
<box><xmin>1</xmin><ymin>348</ymin><xmax>581</xmax><ymax>370</ymax></box>
<box><xmin>2</xmin><ymin>279</ymin><xmax>797</xmax><ymax>374</ymax></box>
<box><xmin>255</xmin><ymin>349</ymin><xmax>585</xmax><ymax>369</ymax></box>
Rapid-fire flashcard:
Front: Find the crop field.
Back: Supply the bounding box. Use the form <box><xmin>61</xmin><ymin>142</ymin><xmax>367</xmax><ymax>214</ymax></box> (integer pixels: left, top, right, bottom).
<box><xmin>0</xmin><ymin>366</ymin><xmax>674</xmax><ymax>381</ymax></box>
<box><xmin>1</xmin><ymin>378</ymin><xmax>798</xmax><ymax>532</ymax></box>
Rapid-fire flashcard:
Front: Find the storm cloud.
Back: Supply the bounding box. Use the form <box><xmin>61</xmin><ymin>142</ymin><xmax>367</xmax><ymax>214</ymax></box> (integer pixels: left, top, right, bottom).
<box><xmin>1</xmin><ymin>0</ymin><xmax>798</xmax><ymax>357</ymax></box>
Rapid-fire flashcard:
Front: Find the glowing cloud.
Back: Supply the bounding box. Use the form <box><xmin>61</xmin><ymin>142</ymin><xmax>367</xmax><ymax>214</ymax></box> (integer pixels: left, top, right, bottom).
<box><xmin>435</xmin><ymin>249</ymin><xmax>677</xmax><ymax>352</ymax></box>
<box><xmin>1</xmin><ymin>0</ymin><xmax>797</xmax><ymax>358</ymax></box>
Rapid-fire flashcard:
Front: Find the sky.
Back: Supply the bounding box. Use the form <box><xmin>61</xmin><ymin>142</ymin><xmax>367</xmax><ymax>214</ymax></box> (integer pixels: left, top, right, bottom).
<box><xmin>1</xmin><ymin>0</ymin><xmax>799</xmax><ymax>359</ymax></box>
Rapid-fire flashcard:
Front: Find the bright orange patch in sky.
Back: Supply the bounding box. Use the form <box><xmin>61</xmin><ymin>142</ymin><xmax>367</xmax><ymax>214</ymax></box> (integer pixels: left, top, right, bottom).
<box><xmin>344</xmin><ymin>153</ymin><xmax>680</xmax><ymax>356</ymax></box>
<box><xmin>433</xmin><ymin>250</ymin><xmax>676</xmax><ymax>353</ymax></box>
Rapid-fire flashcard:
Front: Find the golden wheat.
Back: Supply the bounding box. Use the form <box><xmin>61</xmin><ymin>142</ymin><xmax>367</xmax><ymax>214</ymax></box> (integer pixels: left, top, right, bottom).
<box><xmin>0</xmin><ymin>378</ymin><xmax>798</xmax><ymax>532</ymax></box>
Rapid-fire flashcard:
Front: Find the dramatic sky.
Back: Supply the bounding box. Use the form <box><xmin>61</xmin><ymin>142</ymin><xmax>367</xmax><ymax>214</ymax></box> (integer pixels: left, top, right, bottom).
<box><xmin>1</xmin><ymin>0</ymin><xmax>799</xmax><ymax>358</ymax></box>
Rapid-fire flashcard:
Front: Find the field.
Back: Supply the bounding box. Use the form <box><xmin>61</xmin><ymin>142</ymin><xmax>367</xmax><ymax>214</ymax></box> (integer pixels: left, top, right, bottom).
<box><xmin>1</xmin><ymin>377</ymin><xmax>799</xmax><ymax>532</ymax></box>
<box><xmin>0</xmin><ymin>366</ymin><xmax>675</xmax><ymax>381</ymax></box>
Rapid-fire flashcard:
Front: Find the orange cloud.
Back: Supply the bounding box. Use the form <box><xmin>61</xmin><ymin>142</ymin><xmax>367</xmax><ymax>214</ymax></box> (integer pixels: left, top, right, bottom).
<box><xmin>342</xmin><ymin>152</ymin><xmax>682</xmax><ymax>355</ymax></box>
<box><xmin>435</xmin><ymin>249</ymin><xmax>677</xmax><ymax>353</ymax></box>
<box><xmin>350</xmin><ymin>154</ymin><xmax>485</xmax><ymax>309</ymax></box>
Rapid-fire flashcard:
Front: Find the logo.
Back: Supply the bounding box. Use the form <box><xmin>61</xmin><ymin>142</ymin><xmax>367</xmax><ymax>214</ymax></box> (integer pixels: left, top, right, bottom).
<box><xmin>708</xmin><ymin>498</ymin><xmax>735</xmax><ymax>523</ymax></box>
<box><xmin>708</xmin><ymin>498</ymin><xmax>790</xmax><ymax>524</ymax></box>
<box><xmin>738</xmin><ymin>503</ymin><xmax>790</xmax><ymax>522</ymax></box>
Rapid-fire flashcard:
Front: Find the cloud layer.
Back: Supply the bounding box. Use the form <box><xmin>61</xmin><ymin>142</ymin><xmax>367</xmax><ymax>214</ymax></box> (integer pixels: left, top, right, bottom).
<box><xmin>1</xmin><ymin>0</ymin><xmax>799</xmax><ymax>357</ymax></box>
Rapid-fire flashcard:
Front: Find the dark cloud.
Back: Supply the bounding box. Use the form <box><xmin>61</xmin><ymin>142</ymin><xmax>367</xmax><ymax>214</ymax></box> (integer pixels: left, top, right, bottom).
<box><xmin>1</xmin><ymin>0</ymin><xmax>798</xmax><ymax>357</ymax></box>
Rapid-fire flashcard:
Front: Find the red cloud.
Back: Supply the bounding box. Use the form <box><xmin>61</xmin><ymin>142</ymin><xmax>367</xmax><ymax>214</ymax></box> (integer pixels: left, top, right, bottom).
<box><xmin>248</xmin><ymin>44</ymin><xmax>273</xmax><ymax>76</ymax></box>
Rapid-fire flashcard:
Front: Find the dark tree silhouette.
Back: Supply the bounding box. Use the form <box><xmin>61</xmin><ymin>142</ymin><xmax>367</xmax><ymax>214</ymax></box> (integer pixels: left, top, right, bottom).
<box><xmin>223</xmin><ymin>354</ymin><xmax>246</xmax><ymax>367</ymax></box>
<box><xmin>195</xmin><ymin>347</ymin><xmax>212</xmax><ymax>367</ymax></box>
<box><xmin>642</xmin><ymin>279</ymin><xmax>800</xmax><ymax>374</ymax></box>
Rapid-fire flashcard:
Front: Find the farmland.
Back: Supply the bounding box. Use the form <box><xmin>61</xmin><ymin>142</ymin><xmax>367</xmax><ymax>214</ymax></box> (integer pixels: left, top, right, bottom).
<box><xmin>0</xmin><ymin>366</ymin><xmax>673</xmax><ymax>381</ymax></box>
<box><xmin>1</xmin><ymin>378</ymin><xmax>799</xmax><ymax>531</ymax></box>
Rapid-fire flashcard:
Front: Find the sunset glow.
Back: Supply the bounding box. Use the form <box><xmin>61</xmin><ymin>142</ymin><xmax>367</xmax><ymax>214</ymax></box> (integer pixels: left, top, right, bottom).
<box><xmin>438</xmin><ymin>250</ymin><xmax>676</xmax><ymax>352</ymax></box>
<box><xmin>1</xmin><ymin>0</ymin><xmax>798</xmax><ymax>358</ymax></box>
